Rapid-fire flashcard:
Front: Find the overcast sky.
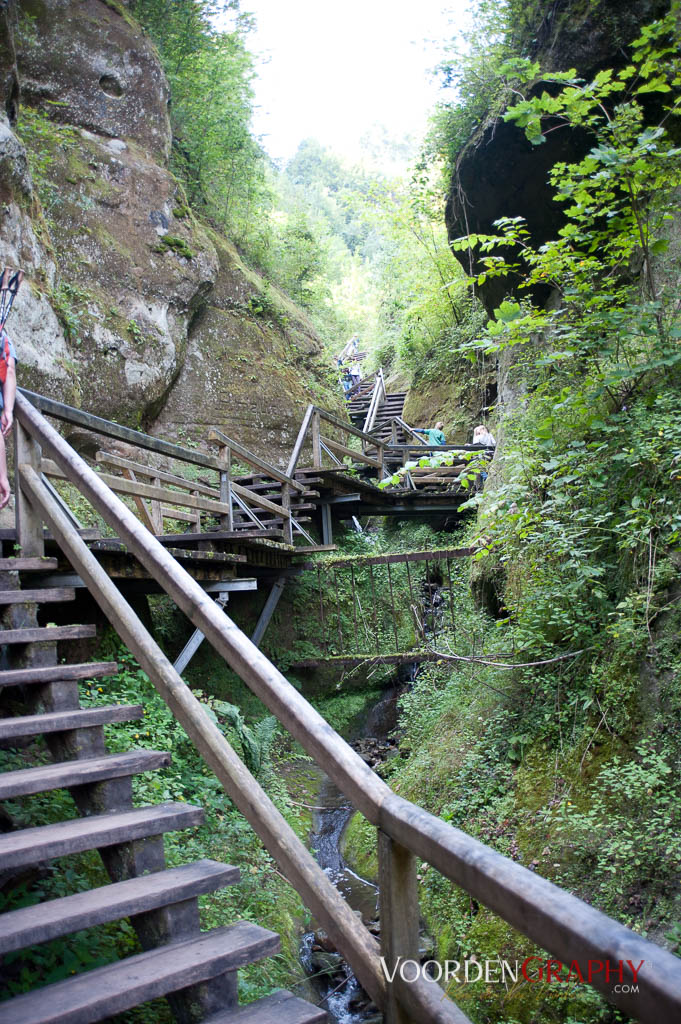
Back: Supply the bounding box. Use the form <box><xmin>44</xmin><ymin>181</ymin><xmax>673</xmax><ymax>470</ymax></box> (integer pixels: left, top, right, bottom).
<box><xmin>237</xmin><ymin>1</ymin><xmax>467</xmax><ymax>166</ymax></box>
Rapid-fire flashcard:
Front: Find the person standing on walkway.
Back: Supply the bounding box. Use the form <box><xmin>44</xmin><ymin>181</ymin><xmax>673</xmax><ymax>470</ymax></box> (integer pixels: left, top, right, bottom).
<box><xmin>414</xmin><ymin>421</ymin><xmax>446</xmax><ymax>446</ymax></box>
<box><xmin>349</xmin><ymin>359</ymin><xmax>361</xmax><ymax>388</ymax></box>
<box><xmin>0</xmin><ymin>325</ymin><xmax>17</xmax><ymax>510</ymax></box>
<box><xmin>473</xmin><ymin>424</ymin><xmax>496</xmax><ymax>447</ymax></box>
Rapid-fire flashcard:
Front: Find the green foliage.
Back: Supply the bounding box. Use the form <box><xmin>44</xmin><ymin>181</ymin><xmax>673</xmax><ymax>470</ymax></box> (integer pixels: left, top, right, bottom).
<box><xmin>152</xmin><ymin>234</ymin><xmax>195</xmax><ymax>260</ymax></box>
<box><xmin>131</xmin><ymin>0</ymin><xmax>268</xmax><ymax>251</ymax></box>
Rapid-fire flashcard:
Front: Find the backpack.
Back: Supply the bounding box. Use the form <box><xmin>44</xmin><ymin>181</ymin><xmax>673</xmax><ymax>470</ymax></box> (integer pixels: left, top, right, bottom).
<box><xmin>0</xmin><ymin>331</ymin><xmax>11</xmax><ymax>385</ymax></box>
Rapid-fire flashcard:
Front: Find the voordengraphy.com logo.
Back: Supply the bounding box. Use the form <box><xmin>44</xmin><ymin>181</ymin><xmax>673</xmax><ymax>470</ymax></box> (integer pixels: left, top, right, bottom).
<box><xmin>380</xmin><ymin>956</ymin><xmax>645</xmax><ymax>993</ymax></box>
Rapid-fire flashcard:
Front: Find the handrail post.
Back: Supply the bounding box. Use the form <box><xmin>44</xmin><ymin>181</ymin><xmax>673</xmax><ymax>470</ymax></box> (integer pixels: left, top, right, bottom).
<box><xmin>312</xmin><ymin>411</ymin><xmax>322</xmax><ymax>469</ymax></box>
<box><xmin>218</xmin><ymin>445</ymin><xmax>233</xmax><ymax>532</ymax></box>
<box><xmin>378</xmin><ymin>829</ymin><xmax>419</xmax><ymax>1024</ymax></box>
<box><xmin>281</xmin><ymin>482</ymin><xmax>293</xmax><ymax>545</ymax></box>
<box><xmin>15</xmin><ymin>421</ymin><xmax>44</xmax><ymax>557</ymax></box>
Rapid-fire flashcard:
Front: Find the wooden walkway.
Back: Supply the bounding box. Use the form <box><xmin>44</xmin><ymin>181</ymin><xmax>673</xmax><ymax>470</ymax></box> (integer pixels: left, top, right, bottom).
<box><xmin>3</xmin><ymin>389</ymin><xmax>681</xmax><ymax>1024</ymax></box>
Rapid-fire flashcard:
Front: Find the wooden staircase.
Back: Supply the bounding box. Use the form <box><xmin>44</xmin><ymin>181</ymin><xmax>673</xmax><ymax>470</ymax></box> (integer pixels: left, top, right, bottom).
<box><xmin>347</xmin><ymin>380</ymin><xmax>409</xmax><ymax>444</ymax></box>
<box><xmin>0</xmin><ymin>560</ymin><xmax>325</xmax><ymax>1024</ymax></box>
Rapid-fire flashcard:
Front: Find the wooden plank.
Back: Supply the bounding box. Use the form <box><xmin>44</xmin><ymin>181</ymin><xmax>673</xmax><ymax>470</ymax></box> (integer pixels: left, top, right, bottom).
<box><xmin>20</xmin><ymin>388</ymin><xmax>225</xmax><ymax>472</ymax></box>
<box><xmin>0</xmin><ymin>587</ymin><xmax>76</xmax><ymax>604</ymax></box>
<box><xmin>314</xmin><ymin>405</ymin><xmax>386</xmax><ymax>450</ymax></box>
<box><xmin>320</xmin><ymin>436</ymin><xmax>380</xmax><ymax>469</ymax></box>
<box><xmin>160</xmin><ymin>505</ymin><xmax>201</xmax><ymax>523</ymax></box>
<box><xmin>43</xmin><ymin>460</ymin><xmax>233</xmax><ymax>518</ymax></box>
<box><xmin>0</xmin><ymin>859</ymin><xmax>240</xmax><ymax>955</ymax></box>
<box><xmin>0</xmin><ymin>922</ymin><xmax>279</xmax><ymax>1024</ymax></box>
<box><xmin>16</xmin><ymin>454</ymin><xmax>387</xmax><ymax>1011</ymax></box>
<box><xmin>231</xmin><ymin>481</ymin><xmax>292</xmax><ymax>519</ymax></box>
<box><xmin>0</xmin><ymin>624</ymin><xmax>97</xmax><ymax>644</ymax></box>
<box><xmin>0</xmin><ymin>801</ymin><xmax>202</xmax><ymax>872</ymax></box>
<box><xmin>89</xmin><ymin>540</ymin><xmax>241</xmax><ymax>565</ymax></box>
<box><xmin>0</xmin><ymin>704</ymin><xmax>143</xmax><ymax>741</ymax></box>
<box><xmin>295</xmin><ymin>546</ymin><xmax>473</xmax><ymax>570</ymax></box>
<box><xmin>0</xmin><ymin>557</ymin><xmax>58</xmax><ymax>571</ymax></box>
<box><xmin>292</xmin><ymin>545</ymin><xmax>338</xmax><ymax>554</ymax></box>
<box><xmin>0</xmin><ymin>750</ymin><xmax>171</xmax><ymax>799</ymax></box>
<box><xmin>96</xmin><ymin>451</ymin><xmax>220</xmax><ymax>497</ymax></box>
<box><xmin>208</xmin><ymin>428</ymin><xmax>305</xmax><ymax>492</ymax></box>
<box><xmin>206</xmin><ymin>990</ymin><xmax>326</xmax><ymax>1024</ymax></box>
<box><xmin>0</xmin><ymin>660</ymin><xmax>118</xmax><ymax>688</ymax></box>
<box><xmin>122</xmin><ymin>466</ymin><xmax>156</xmax><ymax>532</ymax></box>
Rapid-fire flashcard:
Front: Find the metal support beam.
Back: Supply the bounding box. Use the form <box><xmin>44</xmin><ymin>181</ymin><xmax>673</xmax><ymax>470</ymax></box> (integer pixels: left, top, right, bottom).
<box><xmin>251</xmin><ymin>575</ymin><xmax>286</xmax><ymax>649</ymax></box>
<box><xmin>174</xmin><ymin>594</ymin><xmax>229</xmax><ymax>675</ymax></box>
<box><xmin>320</xmin><ymin>503</ymin><xmax>333</xmax><ymax>546</ymax></box>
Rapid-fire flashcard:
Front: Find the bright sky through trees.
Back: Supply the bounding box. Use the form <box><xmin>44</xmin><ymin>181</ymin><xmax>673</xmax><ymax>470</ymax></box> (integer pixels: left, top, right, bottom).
<box><xmin>240</xmin><ymin>0</ymin><xmax>465</xmax><ymax>166</ymax></box>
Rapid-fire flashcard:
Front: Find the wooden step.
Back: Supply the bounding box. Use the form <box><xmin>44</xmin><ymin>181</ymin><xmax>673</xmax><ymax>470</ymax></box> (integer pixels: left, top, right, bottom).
<box><xmin>0</xmin><ymin>801</ymin><xmax>204</xmax><ymax>871</ymax></box>
<box><xmin>0</xmin><ymin>750</ymin><xmax>170</xmax><ymax>800</ymax></box>
<box><xmin>0</xmin><ymin>557</ymin><xmax>59</xmax><ymax>572</ymax></box>
<box><xmin>204</xmin><ymin>990</ymin><xmax>326</xmax><ymax>1024</ymax></box>
<box><xmin>0</xmin><ymin>704</ymin><xmax>143</xmax><ymax>742</ymax></box>
<box><xmin>0</xmin><ymin>587</ymin><xmax>76</xmax><ymax>605</ymax></box>
<box><xmin>0</xmin><ymin>920</ymin><xmax>279</xmax><ymax>1024</ymax></box>
<box><xmin>0</xmin><ymin>660</ymin><xmax>118</xmax><ymax>689</ymax></box>
<box><xmin>0</xmin><ymin>624</ymin><xmax>96</xmax><ymax>644</ymax></box>
<box><xmin>0</xmin><ymin>859</ymin><xmax>239</xmax><ymax>954</ymax></box>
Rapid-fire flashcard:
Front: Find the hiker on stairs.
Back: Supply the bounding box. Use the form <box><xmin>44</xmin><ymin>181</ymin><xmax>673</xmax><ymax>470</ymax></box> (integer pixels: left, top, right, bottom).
<box><xmin>0</xmin><ymin>326</ymin><xmax>16</xmax><ymax>510</ymax></box>
<box><xmin>414</xmin><ymin>421</ymin><xmax>446</xmax><ymax>446</ymax></box>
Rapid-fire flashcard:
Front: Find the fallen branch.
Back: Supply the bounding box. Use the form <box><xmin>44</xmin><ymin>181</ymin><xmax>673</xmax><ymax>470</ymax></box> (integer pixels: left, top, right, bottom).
<box><xmin>429</xmin><ymin>647</ymin><xmax>589</xmax><ymax>670</ymax></box>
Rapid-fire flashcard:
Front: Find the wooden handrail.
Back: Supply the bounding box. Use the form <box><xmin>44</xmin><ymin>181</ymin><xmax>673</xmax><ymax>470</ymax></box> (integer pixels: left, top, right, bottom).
<box><xmin>15</xmin><ymin>393</ymin><xmax>465</xmax><ymax>1024</ymax></box>
<box><xmin>391</xmin><ymin>416</ymin><xmax>428</xmax><ymax>445</ymax></box>
<box><xmin>363</xmin><ymin>367</ymin><xmax>386</xmax><ymax>435</ymax></box>
<box><xmin>15</xmin><ymin>390</ymin><xmax>681</xmax><ymax>1023</ymax></box>
<box><xmin>208</xmin><ymin>428</ymin><xmax>305</xmax><ymax>493</ymax></box>
<box><xmin>287</xmin><ymin>403</ymin><xmax>387</xmax><ymax>478</ymax></box>
<box><xmin>15</xmin><ymin>462</ymin><xmax>388</xmax><ymax>1011</ymax></box>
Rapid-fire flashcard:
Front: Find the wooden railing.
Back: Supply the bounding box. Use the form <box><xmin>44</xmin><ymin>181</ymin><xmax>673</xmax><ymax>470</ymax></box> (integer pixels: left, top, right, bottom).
<box><xmin>19</xmin><ymin>389</ymin><xmax>301</xmax><ymax>543</ymax></box>
<box><xmin>13</xmin><ymin>390</ymin><xmax>681</xmax><ymax>1024</ymax></box>
<box><xmin>362</xmin><ymin>367</ymin><xmax>386</xmax><ymax>434</ymax></box>
<box><xmin>390</xmin><ymin>416</ymin><xmax>428</xmax><ymax>445</ymax></box>
<box><xmin>287</xmin><ymin>404</ymin><xmax>388</xmax><ymax>479</ymax></box>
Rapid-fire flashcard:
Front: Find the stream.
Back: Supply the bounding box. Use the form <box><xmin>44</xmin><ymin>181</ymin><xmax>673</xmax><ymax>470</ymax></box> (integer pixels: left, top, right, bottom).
<box><xmin>299</xmin><ymin>680</ymin><xmax>409</xmax><ymax>1024</ymax></box>
<box><xmin>300</xmin><ymin>577</ymin><xmax>445</xmax><ymax>1023</ymax></box>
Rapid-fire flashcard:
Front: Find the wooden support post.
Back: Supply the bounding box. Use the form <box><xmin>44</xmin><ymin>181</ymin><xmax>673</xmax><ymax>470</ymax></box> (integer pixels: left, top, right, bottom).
<box><xmin>219</xmin><ymin>445</ymin><xmax>233</xmax><ymax>532</ymax></box>
<box><xmin>391</xmin><ymin>420</ymin><xmax>398</xmax><ymax>444</ymax></box>
<box><xmin>251</xmin><ymin>575</ymin><xmax>286</xmax><ymax>649</ymax></box>
<box><xmin>122</xmin><ymin>468</ymin><xmax>156</xmax><ymax>533</ymax></box>
<box><xmin>312</xmin><ymin>411</ymin><xmax>322</xmax><ymax>468</ymax></box>
<box><xmin>15</xmin><ymin>421</ymin><xmax>44</xmax><ymax>557</ymax></box>
<box><xmin>378</xmin><ymin>830</ymin><xmax>419</xmax><ymax>1024</ymax></box>
<box><xmin>150</xmin><ymin>476</ymin><xmax>163</xmax><ymax>534</ymax></box>
<box><xmin>281</xmin><ymin>482</ymin><xmax>293</xmax><ymax>545</ymax></box>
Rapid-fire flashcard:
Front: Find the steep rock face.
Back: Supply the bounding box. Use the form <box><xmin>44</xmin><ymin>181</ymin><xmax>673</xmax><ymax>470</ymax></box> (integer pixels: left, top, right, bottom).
<box><xmin>152</xmin><ymin>234</ymin><xmax>328</xmax><ymax>462</ymax></box>
<box><xmin>445</xmin><ymin>0</ymin><xmax>669</xmax><ymax>315</ymax></box>
<box><xmin>0</xmin><ymin>0</ymin><xmax>330</xmax><ymax>459</ymax></box>
<box><xmin>17</xmin><ymin>0</ymin><xmax>170</xmax><ymax>160</ymax></box>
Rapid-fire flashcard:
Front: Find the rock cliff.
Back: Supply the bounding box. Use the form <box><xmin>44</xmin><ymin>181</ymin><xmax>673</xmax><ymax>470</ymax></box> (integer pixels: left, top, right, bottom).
<box><xmin>0</xmin><ymin>0</ymin><xmax>331</xmax><ymax>462</ymax></box>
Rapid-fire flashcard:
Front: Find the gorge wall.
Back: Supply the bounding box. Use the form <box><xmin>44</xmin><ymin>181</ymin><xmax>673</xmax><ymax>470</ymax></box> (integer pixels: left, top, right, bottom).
<box><xmin>0</xmin><ymin>0</ymin><xmax>332</xmax><ymax>463</ymax></box>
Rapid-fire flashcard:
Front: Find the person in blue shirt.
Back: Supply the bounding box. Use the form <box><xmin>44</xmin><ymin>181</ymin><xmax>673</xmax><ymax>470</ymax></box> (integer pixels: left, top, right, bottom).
<box><xmin>414</xmin><ymin>421</ymin><xmax>446</xmax><ymax>446</ymax></box>
<box><xmin>0</xmin><ymin>327</ymin><xmax>17</xmax><ymax>510</ymax></box>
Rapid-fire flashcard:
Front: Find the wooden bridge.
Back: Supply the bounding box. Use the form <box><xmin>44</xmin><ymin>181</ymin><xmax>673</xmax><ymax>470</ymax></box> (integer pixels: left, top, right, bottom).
<box><xmin>2</xmin><ymin>388</ymin><xmax>680</xmax><ymax>1024</ymax></box>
